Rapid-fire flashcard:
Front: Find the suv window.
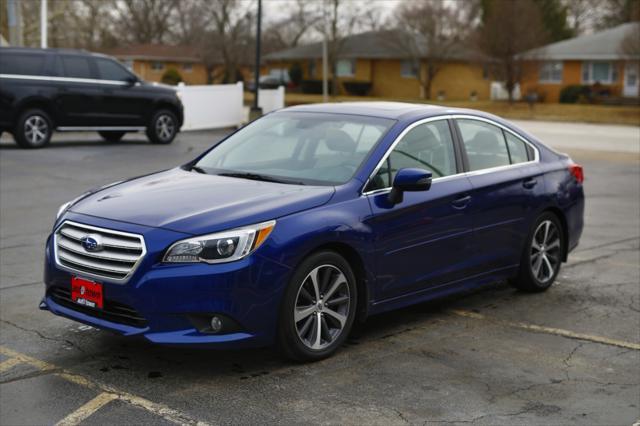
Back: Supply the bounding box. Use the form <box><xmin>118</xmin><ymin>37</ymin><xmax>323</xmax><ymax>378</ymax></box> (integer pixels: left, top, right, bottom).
<box><xmin>0</xmin><ymin>53</ymin><xmax>46</xmax><ymax>75</ymax></box>
<box><xmin>457</xmin><ymin>119</ymin><xmax>510</xmax><ymax>171</ymax></box>
<box><xmin>60</xmin><ymin>55</ymin><xmax>93</xmax><ymax>79</ymax></box>
<box><xmin>368</xmin><ymin>120</ymin><xmax>456</xmax><ymax>191</ymax></box>
<box><xmin>95</xmin><ymin>58</ymin><xmax>132</xmax><ymax>81</ymax></box>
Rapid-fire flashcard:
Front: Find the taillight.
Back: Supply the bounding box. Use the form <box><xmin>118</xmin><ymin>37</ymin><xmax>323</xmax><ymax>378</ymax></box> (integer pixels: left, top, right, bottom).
<box><xmin>569</xmin><ymin>163</ymin><xmax>584</xmax><ymax>184</ymax></box>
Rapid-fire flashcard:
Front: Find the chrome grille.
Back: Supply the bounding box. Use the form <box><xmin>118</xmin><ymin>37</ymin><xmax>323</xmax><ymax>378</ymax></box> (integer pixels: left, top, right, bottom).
<box><xmin>54</xmin><ymin>221</ymin><xmax>146</xmax><ymax>282</ymax></box>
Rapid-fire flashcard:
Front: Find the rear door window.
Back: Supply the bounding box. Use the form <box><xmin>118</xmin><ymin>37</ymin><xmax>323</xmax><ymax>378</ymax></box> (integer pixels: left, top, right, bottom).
<box><xmin>95</xmin><ymin>58</ymin><xmax>132</xmax><ymax>81</ymax></box>
<box><xmin>457</xmin><ymin>119</ymin><xmax>510</xmax><ymax>171</ymax></box>
<box><xmin>60</xmin><ymin>55</ymin><xmax>94</xmax><ymax>79</ymax></box>
<box><xmin>0</xmin><ymin>53</ymin><xmax>46</xmax><ymax>75</ymax></box>
<box><xmin>504</xmin><ymin>132</ymin><xmax>531</xmax><ymax>164</ymax></box>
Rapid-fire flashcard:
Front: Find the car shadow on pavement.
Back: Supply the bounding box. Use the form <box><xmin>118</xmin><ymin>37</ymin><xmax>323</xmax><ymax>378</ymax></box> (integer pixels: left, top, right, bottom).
<box><xmin>71</xmin><ymin>281</ymin><xmax>515</xmax><ymax>382</ymax></box>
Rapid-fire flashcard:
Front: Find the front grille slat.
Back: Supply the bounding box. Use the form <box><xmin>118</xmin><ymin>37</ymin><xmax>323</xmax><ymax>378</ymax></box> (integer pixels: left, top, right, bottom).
<box><xmin>59</xmin><ymin>226</ymin><xmax>143</xmax><ymax>250</ymax></box>
<box><xmin>49</xmin><ymin>286</ymin><xmax>147</xmax><ymax>328</ymax></box>
<box><xmin>57</xmin><ymin>236</ymin><xmax>140</xmax><ymax>263</ymax></box>
<box><xmin>55</xmin><ymin>221</ymin><xmax>146</xmax><ymax>282</ymax></box>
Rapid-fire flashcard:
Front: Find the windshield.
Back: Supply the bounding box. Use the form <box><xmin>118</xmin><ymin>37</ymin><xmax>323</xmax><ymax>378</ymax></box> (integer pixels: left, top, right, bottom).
<box><xmin>194</xmin><ymin>112</ymin><xmax>395</xmax><ymax>185</ymax></box>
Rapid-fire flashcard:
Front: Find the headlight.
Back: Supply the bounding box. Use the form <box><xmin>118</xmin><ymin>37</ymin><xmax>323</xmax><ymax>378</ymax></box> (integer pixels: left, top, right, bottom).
<box><xmin>163</xmin><ymin>220</ymin><xmax>276</xmax><ymax>264</ymax></box>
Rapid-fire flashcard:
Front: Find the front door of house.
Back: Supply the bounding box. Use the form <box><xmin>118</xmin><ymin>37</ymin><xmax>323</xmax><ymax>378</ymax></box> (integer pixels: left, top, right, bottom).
<box><xmin>624</xmin><ymin>62</ymin><xmax>639</xmax><ymax>98</ymax></box>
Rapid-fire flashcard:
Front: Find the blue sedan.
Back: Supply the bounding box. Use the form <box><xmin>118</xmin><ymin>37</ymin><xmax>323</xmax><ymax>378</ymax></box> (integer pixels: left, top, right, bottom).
<box><xmin>42</xmin><ymin>102</ymin><xmax>584</xmax><ymax>361</ymax></box>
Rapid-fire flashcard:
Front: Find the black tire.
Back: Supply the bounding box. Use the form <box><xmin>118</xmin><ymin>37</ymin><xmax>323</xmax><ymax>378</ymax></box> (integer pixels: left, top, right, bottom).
<box><xmin>510</xmin><ymin>212</ymin><xmax>564</xmax><ymax>292</ymax></box>
<box><xmin>98</xmin><ymin>131</ymin><xmax>126</xmax><ymax>142</ymax></box>
<box><xmin>146</xmin><ymin>109</ymin><xmax>178</xmax><ymax>144</ymax></box>
<box><xmin>13</xmin><ymin>109</ymin><xmax>53</xmax><ymax>149</ymax></box>
<box><xmin>277</xmin><ymin>251</ymin><xmax>357</xmax><ymax>362</ymax></box>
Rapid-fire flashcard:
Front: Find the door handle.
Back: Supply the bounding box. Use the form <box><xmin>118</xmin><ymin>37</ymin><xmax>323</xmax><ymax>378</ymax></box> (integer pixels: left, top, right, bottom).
<box><xmin>523</xmin><ymin>178</ymin><xmax>538</xmax><ymax>189</ymax></box>
<box><xmin>451</xmin><ymin>195</ymin><xmax>471</xmax><ymax>209</ymax></box>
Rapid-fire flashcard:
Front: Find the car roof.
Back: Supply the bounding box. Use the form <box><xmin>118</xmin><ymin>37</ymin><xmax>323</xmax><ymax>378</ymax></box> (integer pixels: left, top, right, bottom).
<box><xmin>0</xmin><ymin>46</ymin><xmax>112</xmax><ymax>59</ymax></box>
<box><xmin>280</xmin><ymin>101</ymin><xmax>489</xmax><ymax>121</ymax></box>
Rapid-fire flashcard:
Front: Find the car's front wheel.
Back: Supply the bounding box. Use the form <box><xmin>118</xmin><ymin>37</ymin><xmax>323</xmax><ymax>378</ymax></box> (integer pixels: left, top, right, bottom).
<box><xmin>98</xmin><ymin>131</ymin><xmax>126</xmax><ymax>142</ymax></box>
<box><xmin>511</xmin><ymin>212</ymin><xmax>564</xmax><ymax>292</ymax></box>
<box><xmin>146</xmin><ymin>109</ymin><xmax>178</xmax><ymax>144</ymax></box>
<box><xmin>278</xmin><ymin>251</ymin><xmax>357</xmax><ymax>361</ymax></box>
<box><xmin>14</xmin><ymin>109</ymin><xmax>53</xmax><ymax>149</ymax></box>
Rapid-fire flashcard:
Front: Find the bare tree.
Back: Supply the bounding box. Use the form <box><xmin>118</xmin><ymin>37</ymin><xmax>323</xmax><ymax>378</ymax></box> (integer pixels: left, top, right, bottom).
<box><xmin>263</xmin><ymin>0</ymin><xmax>320</xmax><ymax>50</ymax></box>
<box><xmin>388</xmin><ymin>0</ymin><xmax>480</xmax><ymax>100</ymax></box>
<box><xmin>207</xmin><ymin>0</ymin><xmax>253</xmax><ymax>84</ymax></box>
<box><xmin>562</xmin><ymin>0</ymin><xmax>599</xmax><ymax>35</ymax></box>
<box><xmin>477</xmin><ymin>0</ymin><xmax>548</xmax><ymax>103</ymax></box>
<box><xmin>113</xmin><ymin>0</ymin><xmax>178</xmax><ymax>44</ymax></box>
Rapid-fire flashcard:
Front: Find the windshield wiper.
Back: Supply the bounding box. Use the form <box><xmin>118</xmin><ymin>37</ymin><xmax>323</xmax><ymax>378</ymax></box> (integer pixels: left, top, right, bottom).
<box><xmin>191</xmin><ymin>165</ymin><xmax>208</xmax><ymax>174</ymax></box>
<box><xmin>217</xmin><ymin>172</ymin><xmax>304</xmax><ymax>185</ymax></box>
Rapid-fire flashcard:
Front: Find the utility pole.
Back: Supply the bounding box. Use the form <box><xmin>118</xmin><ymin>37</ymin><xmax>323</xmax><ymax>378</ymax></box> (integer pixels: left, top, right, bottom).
<box><xmin>7</xmin><ymin>0</ymin><xmax>23</xmax><ymax>46</ymax></box>
<box><xmin>41</xmin><ymin>0</ymin><xmax>47</xmax><ymax>48</ymax></box>
<box><xmin>322</xmin><ymin>3</ymin><xmax>328</xmax><ymax>103</ymax></box>
<box><xmin>250</xmin><ymin>0</ymin><xmax>263</xmax><ymax>120</ymax></box>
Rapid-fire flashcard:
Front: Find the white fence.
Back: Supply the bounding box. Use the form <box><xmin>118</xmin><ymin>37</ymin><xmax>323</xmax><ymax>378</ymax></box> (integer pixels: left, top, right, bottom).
<box><xmin>258</xmin><ymin>86</ymin><xmax>285</xmax><ymax>114</ymax></box>
<box><xmin>490</xmin><ymin>81</ymin><xmax>521</xmax><ymax>101</ymax></box>
<box><xmin>176</xmin><ymin>82</ymin><xmax>285</xmax><ymax>131</ymax></box>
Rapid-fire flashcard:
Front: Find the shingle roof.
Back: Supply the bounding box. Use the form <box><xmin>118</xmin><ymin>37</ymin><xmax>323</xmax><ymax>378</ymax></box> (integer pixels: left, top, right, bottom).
<box><xmin>98</xmin><ymin>44</ymin><xmax>203</xmax><ymax>63</ymax></box>
<box><xmin>264</xmin><ymin>30</ymin><xmax>488</xmax><ymax>62</ymax></box>
<box><xmin>521</xmin><ymin>22</ymin><xmax>640</xmax><ymax>60</ymax></box>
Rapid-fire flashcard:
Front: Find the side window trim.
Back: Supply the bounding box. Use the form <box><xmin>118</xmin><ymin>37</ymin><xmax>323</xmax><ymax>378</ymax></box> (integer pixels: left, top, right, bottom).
<box><xmin>452</xmin><ymin>115</ymin><xmax>540</xmax><ymax>175</ymax></box>
<box><xmin>362</xmin><ymin>115</ymin><xmax>459</xmax><ymax>194</ymax></box>
<box><xmin>362</xmin><ymin>114</ymin><xmax>540</xmax><ymax>195</ymax></box>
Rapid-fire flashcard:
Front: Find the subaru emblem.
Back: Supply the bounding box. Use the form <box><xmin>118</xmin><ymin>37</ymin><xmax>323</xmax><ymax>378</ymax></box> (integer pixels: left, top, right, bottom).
<box><xmin>80</xmin><ymin>234</ymin><xmax>103</xmax><ymax>252</ymax></box>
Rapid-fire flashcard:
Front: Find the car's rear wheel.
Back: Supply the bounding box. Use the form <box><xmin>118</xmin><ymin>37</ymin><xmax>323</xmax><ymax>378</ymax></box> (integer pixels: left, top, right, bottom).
<box><xmin>14</xmin><ymin>109</ymin><xmax>53</xmax><ymax>149</ymax></box>
<box><xmin>146</xmin><ymin>109</ymin><xmax>178</xmax><ymax>144</ymax></box>
<box><xmin>278</xmin><ymin>251</ymin><xmax>357</xmax><ymax>361</ymax></box>
<box><xmin>98</xmin><ymin>131</ymin><xmax>126</xmax><ymax>142</ymax></box>
<box><xmin>511</xmin><ymin>212</ymin><xmax>564</xmax><ymax>292</ymax></box>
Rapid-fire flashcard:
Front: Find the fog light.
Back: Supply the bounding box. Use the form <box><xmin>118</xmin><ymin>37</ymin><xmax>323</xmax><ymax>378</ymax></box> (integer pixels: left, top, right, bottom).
<box><xmin>210</xmin><ymin>316</ymin><xmax>223</xmax><ymax>333</ymax></box>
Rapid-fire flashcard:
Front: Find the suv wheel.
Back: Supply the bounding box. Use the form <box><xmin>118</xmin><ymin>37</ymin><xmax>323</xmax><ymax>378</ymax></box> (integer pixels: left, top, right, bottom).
<box><xmin>98</xmin><ymin>131</ymin><xmax>126</xmax><ymax>142</ymax></box>
<box><xmin>147</xmin><ymin>110</ymin><xmax>177</xmax><ymax>144</ymax></box>
<box><xmin>14</xmin><ymin>109</ymin><xmax>53</xmax><ymax>149</ymax></box>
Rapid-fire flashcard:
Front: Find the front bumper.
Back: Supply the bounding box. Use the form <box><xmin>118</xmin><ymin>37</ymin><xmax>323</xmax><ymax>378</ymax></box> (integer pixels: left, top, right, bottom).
<box><xmin>42</xmin><ymin>213</ymin><xmax>292</xmax><ymax>348</ymax></box>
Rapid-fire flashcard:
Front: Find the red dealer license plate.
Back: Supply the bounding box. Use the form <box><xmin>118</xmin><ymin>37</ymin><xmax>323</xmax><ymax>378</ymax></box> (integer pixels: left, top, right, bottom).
<box><xmin>71</xmin><ymin>276</ymin><xmax>103</xmax><ymax>309</ymax></box>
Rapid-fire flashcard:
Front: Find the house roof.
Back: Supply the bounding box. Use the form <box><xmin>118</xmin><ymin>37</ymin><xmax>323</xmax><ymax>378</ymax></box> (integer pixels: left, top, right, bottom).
<box><xmin>521</xmin><ymin>22</ymin><xmax>640</xmax><ymax>60</ymax></box>
<box><xmin>98</xmin><ymin>44</ymin><xmax>203</xmax><ymax>63</ymax></box>
<box><xmin>264</xmin><ymin>30</ymin><xmax>488</xmax><ymax>62</ymax></box>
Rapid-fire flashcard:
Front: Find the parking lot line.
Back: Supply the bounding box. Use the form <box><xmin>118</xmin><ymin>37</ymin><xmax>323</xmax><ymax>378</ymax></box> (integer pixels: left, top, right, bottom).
<box><xmin>0</xmin><ymin>346</ymin><xmax>211</xmax><ymax>426</ymax></box>
<box><xmin>0</xmin><ymin>357</ymin><xmax>22</xmax><ymax>373</ymax></box>
<box><xmin>451</xmin><ymin>310</ymin><xmax>640</xmax><ymax>350</ymax></box>
<box><xmin>56</xmin><ymin>392</ymin><xmax>118</xmax><ymax>426</ymax></box>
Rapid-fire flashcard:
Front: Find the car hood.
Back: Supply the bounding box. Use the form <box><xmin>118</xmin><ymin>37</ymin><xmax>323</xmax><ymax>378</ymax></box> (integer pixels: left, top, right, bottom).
<box><xmin>70</xmin><ymin>168</ymin><xmax>335</xmax><ymax>235</ymax></box>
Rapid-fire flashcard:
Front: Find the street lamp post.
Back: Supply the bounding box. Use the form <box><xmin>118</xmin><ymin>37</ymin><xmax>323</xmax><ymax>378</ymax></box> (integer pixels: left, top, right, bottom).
<box><xmin>250</xmin><ymin>0</ymin><xmax>263</xmax><ymax>121</ymax></box>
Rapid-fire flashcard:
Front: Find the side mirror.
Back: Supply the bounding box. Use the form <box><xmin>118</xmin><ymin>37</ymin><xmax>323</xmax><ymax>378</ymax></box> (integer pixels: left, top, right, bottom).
<box><xmin>124</xmin><ymin>75</ymin><xmax>138</xmax><ymax>86</ymax></box>
<box><xmin>388</xmin><ymin>168</ymin><xmax>432</xmax><ymax>205</ymax></box>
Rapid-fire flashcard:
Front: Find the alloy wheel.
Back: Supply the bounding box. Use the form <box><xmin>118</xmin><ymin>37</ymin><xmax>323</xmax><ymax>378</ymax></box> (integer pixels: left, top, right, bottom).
<box><xmin>24</xmin><ymin>115</ymin><xmax>49</xmax><ymax>145</ymax></box>
<box><xmin>294</xmin><ymin>264</ymin><xmax>350</xmax><ymax>350</ymax></box>
<box><xmin>530</xmin><ymin>220</ymin><xmax>561</xmax><ymax>283</ymax></box>
<box><xmin>155</xmin><ymin>114</ymin><xmax>175</xmax><ymax>141</ymax></box>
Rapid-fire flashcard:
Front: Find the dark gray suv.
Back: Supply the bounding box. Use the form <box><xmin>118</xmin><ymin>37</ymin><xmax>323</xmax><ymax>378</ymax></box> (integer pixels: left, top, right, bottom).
<box><xmin>0</xmin><ymin>47</ymin><xmax>184</xmax><ymax>148</ymax></box>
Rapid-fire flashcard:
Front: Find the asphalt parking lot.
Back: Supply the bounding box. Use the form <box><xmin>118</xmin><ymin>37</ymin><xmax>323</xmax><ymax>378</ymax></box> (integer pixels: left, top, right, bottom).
<box><xmin>1</xmin><ymin>120</ymin><xmax>639</xmax><ymax>425</ymax></box>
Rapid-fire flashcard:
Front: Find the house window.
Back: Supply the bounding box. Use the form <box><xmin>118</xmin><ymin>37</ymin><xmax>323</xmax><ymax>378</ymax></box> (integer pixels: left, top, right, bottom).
<box><xmin>400</xmin><ymin>60</ymin><xmax>417</xmax><ymax>78</ymax></box>
<box><xmin>582</xmin><ymin>61</ymin><xmax>617</xmax><ymax>84</ymax></box>
<box><xmin>539</xmin><ymin>61</ymin><xmax>563</xmax><ymax>83</ymax></box>
<box><xmin>151</xmin><ymin>61</ymin><xmax>164</xmax><ymax>71</ymax></box>
<box><xmin>182</xmin><ymin>63</ymin><xmax>193</xmax><ymax>72</ymax></box>
<box><xmin>336</xmin><ymin>59</ymin><xmax>355</xmax><ymax>77</ymax></box>
<box><xmin>308</xmin><ymin>60</ymin><xmax>316</xmax><ymax>78</ymax></box>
